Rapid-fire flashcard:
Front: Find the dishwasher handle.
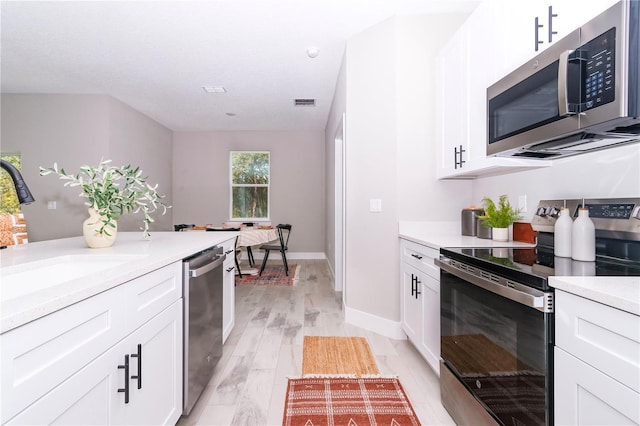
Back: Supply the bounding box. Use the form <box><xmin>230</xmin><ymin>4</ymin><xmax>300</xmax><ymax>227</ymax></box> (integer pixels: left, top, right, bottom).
<box><xmin>189</xmin><ymin>254</ymin><xmax>225</xmax><ymax>277</ymax></box>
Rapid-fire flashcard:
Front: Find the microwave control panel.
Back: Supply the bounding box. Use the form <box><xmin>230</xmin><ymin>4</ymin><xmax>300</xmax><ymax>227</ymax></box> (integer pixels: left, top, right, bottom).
<box><xmin>581</xmin><ymin>27</ymin><xmax>616</xmax><ymax>111</ymax></box>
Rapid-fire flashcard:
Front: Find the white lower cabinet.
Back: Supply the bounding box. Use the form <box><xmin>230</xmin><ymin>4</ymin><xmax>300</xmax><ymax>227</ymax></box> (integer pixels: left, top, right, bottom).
<box><xmin>221</xmin><ymin>237</ymin><xmax>236</xmax><ymax>343</ymax></box>
<box><xmin>554</xmin><ymin>290</ymin><xmax>640</xmax><ymax>425</ymax></box>
<box><xmin>1</xmin><ymin>262</ymin><xmax>183</xmax><ymax>425</ymax></box>
<box><xmin>400</xmin><ymin>239</ymin><xmax>440</xmax><ymax>375</ymax></box>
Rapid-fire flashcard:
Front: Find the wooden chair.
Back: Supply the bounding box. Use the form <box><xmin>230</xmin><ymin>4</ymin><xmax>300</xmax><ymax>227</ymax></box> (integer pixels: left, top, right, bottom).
<box><xmin>259</xmin><ymin>224</ymin><xmax>292</xmax><ymax>276</ymax></box>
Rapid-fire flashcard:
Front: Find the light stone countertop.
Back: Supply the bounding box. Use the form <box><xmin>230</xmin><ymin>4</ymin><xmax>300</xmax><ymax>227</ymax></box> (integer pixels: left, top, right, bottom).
<box><xmin>399</xmin><ymin>221</ymin><xmax>639</xmax><ymax>316</ymax></box>
<box><xmin>550</xmin><ymin>276</ymin><xmax>640</xmax><ymax>316</ymax></box>
<box><xmin>398</xmin><ymin>220</ymin><xmax>536</xmax><ymax>250</ymax></box>
<box><xmin>0</xmin><ymin>231</ymin><xmax>238</xmax><ymax>333</ymax></box>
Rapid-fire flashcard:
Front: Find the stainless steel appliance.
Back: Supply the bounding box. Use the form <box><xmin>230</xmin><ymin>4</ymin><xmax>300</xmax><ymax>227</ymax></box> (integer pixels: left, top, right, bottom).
<box><xmin>487</xmin><ymin>1</ymin><xmax>640</xmax><ymax>159</ymax></box>
<box><xmin>182</xmin><ymin>246</ymin><xmax>225</xmax><ymax>415</ymax></box>
<box><xmin>436</xmin><ymin>197</ymin><xmax>640</xmax><ymax>425</ymax></box>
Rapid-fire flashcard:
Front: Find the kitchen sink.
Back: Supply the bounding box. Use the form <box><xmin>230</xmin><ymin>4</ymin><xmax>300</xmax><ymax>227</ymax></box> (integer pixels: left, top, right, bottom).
<box><xmin>1</xmin><ymin>254</ymin><xmax>147</xmax><ymax>301</ymax></box>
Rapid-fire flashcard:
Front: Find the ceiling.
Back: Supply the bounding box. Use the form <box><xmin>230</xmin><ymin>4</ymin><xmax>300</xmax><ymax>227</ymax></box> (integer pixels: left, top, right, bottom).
<box><xmin>1</xmin><ymin>1</ymin><xmax>477</xmax><ymax>132</ymax></box>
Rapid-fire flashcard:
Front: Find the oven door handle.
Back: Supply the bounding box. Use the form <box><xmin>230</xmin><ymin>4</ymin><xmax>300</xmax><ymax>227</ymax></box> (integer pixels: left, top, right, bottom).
<box><xmin>435</xmin><ymin>257</ymin><xmax>553</xmax><ymax>313</ymax></box>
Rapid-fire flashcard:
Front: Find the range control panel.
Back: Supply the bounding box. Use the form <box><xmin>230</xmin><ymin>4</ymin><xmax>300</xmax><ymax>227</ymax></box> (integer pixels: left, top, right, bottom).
<box><xmin>531</xmin><ymin>198</ymin><xmax>640</xmax><ymax>239</ymax></box>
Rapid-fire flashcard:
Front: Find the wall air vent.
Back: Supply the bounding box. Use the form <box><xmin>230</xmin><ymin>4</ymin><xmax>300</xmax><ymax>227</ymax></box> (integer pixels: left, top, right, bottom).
<box><xmin>294</xmin><ymin>98</ymin><xmax>316</xmax><ymax>107</ymax></box>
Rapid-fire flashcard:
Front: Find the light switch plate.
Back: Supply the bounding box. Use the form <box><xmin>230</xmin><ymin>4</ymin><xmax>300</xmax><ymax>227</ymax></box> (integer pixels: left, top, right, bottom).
<box><xmin>370</xmin><ymin>199</ymin><xmax>382</xmax><ymax>212</ymax></box>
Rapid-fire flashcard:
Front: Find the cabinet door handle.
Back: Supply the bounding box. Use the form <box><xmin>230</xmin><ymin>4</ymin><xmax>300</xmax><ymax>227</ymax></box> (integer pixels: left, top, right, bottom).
<box><xmin>548</xmin><ymin>6</ymin><xmax>557</xmax><ymax>43</ymax></box>
<box><xmin>118</xmin><ymin>354</ymin><xmax>130</xmax><ymax>404</ymax></box>
<box><xmin>410</xmin><ymin>274</ymin><xmax>415</xmax><ymax>296</ymax></box>
<box><xmin>226</xmin><ymin>266</ymin><xmax>235</xmax><ymax>273</ymax></box>
<box><xmin>410</xmin><ymin>253</ymin><xmax>423</xmax><ymax>260</ymax></box>
<box><xmin>535</xmin><ymin>16</ymin><xmax>544</xmax><ymax>51</ymax></box>
<box><xmin>414</xmin><ymin>277</ymin><xmax>422</xmax><ymax>299</ymax></box>
<box><xmin>130</xmin><ymin>344</ymin><xmax>142</xmax><ymax>390</ymax></box>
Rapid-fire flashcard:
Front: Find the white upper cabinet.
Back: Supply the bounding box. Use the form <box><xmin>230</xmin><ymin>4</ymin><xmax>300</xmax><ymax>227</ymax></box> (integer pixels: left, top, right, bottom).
<box><xmin>496</xmin><ymin>0</ymin><xmax>621</xmax><ymax>81</ymax></box>
<box><xmin>435</xmin><ymin>1</ymin><xmax>550</xmax><ymax>179</ymax></box>
<box><xmin>435</xmin><ymin>0</ymin><xmax>619</xmax><ymax>179</ymax></box>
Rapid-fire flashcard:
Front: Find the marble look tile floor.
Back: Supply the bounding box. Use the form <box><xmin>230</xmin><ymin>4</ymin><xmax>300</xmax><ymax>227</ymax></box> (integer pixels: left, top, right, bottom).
<box><xmin>177</xmin><ymin>259</ymin><xmax>455</xmax><ymax>426</ymax></box>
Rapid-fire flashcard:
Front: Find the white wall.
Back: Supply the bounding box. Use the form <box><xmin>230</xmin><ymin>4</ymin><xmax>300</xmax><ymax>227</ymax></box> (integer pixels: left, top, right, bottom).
<box><xmin>325</xmin><ymin>52</ymin><xmax>347</xmax><ymax>276</ymax></box>
<box><xmin>1</xmin><ymin>94</ymin><xmax>174</xmax><ymax>241</ymax></box>
<box><xmin>172</xmin><ymin>130</ymin><xmax>325</xmax><ymax>254</ymax></box>
<box><xmin>340</xmin><ymin>13</ymin><xmax>470</xmax><ymax>336</ymax></box>
<box><xmin>395</xmin><ymin>14</ymin><xmax>472</xmax><ymax>220</ymax></box>
<box><xmin>472</xmin><ymin>144</ymin><xmax>640</xmax><ymax>220</ymax></box>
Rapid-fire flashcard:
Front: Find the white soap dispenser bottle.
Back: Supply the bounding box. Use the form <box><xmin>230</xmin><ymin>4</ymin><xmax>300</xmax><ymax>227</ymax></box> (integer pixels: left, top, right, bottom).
<box><xmin>572</xmin><ymin>206</ymin><xmax>595</xmax><ymax>262</ymax></box>
<box><xmin>554</xmin><ymin>207</ymin><xmax>572</xmax><ymax>258</ymax></box>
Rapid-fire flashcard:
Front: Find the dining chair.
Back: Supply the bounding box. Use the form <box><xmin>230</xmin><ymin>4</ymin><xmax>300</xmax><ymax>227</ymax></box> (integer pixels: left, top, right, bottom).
<box><xmin>259</xmin><ymin>224</ymin><xmax>292</xmax><ymax>276</ymax></box>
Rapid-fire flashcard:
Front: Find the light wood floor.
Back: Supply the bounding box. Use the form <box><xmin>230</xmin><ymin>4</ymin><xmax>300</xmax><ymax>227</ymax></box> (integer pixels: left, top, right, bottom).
<box><xmin>177</xmin><ymin>259</ymin><xmax>456</xmax><ymax>426</ymax></box>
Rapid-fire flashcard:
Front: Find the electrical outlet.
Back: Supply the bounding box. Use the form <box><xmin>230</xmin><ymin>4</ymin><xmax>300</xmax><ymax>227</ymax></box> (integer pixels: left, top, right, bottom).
<box><xmin>518</xmin><ymin>195</ymin><xmax>527</xmax><ymax>213</ymax></box>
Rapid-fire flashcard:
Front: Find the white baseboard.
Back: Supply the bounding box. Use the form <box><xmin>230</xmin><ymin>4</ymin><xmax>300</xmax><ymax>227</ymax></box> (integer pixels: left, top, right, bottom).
<box><xmin>344</xmin><ymin>305</ymin><xmax>406</xmax><ymax>340</ymax></box>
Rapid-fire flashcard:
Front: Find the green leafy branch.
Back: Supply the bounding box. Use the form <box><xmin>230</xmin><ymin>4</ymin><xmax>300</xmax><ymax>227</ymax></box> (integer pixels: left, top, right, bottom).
<box><xmin>40</xmin><ymin>159</ymin><xmax>171</xmax><ymax>239</ymax></box>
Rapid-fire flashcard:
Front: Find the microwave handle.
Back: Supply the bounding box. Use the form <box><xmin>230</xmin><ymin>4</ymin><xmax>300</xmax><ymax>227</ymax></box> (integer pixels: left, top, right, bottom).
<box><xmin>558</xmin><ymin>50</ymin><xmax>577</xmax><ymax>117</ymax></box>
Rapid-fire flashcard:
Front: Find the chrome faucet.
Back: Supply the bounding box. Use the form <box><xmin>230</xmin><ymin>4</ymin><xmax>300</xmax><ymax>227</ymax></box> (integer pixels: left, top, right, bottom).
<box><xmin>1</xmin><ymin>159</ymin><xmax>35</xmax><ymax>204</ymax></box>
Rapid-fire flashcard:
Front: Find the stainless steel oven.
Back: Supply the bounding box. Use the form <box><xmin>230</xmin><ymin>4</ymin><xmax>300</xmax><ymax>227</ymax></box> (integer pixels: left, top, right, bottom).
<box><xmin>437</xmin><ymin>250</ymin><xmax>554</xmax><ymax>426</ymax></box>
<box><xmin>436</xmin><ymin>197</ymin><xmax>640</xmax><ymax>426</ymax></box>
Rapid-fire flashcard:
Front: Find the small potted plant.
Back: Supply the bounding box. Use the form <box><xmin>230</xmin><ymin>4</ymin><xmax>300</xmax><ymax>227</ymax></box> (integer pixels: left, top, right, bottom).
<box><xmin>476</xmin><ymin>194</ymin><xmax>523</xmax><ymax>242</ymax></box>
<box><xmin>40</xmin><ymin>159</ymin><xmax>170</xmax><ymax>248</ymax></box>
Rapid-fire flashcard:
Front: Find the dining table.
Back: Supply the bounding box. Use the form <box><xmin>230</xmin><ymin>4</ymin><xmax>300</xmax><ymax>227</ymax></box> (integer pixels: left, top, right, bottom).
<box><xmin>235</xmin><ymin>227</ymin><xmax>279</xmax><ymax>275</ymax></box>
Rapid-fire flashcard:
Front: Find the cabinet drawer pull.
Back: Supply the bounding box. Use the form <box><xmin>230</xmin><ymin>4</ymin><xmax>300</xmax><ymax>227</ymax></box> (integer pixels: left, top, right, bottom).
<box><xmin>117</xmin><ymin>354</ymin><xmax>130</xmax><ymax>404</ymax></box>
<box><xmin>225</xmin><ymin>249</ymin><xmax>234</xmax><ymax>255</ymax></box>
<box><xmin>411</xmin><ymin>254</ymin><xmax>423</xmax><ymax>260</ymax></box>
<box><xmin>130</xmin><ymin>344</ymin><xmax>142</xmax><ymax>390</ymax></box>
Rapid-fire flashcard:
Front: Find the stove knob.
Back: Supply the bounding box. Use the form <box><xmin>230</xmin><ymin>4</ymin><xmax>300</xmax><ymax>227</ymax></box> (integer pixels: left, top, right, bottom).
<box><xmin>548</xmin><ymin>207</ymin><xmax>560</xmax><ymax>218</ymax></box>
<box><xmin>535</xmin><ymin>207</ymin><xmax>547</xmax><ymax>217</ymax></box>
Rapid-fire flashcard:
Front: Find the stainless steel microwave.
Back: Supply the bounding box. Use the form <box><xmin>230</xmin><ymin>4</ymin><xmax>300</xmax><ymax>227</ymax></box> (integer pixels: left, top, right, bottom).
<box><xmin>487</xmin><ymin>1</ymin><xmax>640</xmax><ymax>159</ymax></box>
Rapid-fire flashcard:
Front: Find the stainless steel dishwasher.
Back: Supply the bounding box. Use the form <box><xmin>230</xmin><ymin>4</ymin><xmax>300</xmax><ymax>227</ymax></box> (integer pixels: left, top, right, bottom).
<box><xmin>182</xmin><ymin>246</ymin><xmax>225</xmax><ymax>415</ymax></box>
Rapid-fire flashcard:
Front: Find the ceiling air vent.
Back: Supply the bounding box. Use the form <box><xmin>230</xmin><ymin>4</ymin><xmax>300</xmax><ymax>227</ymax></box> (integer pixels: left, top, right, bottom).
<box><xmin>294</xmin><ymin>98</ymin><xmax>315</xmax><ymax>107</ymax></box>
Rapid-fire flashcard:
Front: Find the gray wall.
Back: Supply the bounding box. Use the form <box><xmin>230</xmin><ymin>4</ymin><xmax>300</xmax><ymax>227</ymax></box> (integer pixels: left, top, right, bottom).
<box><xmin>1</xmin><ymin>94</ymin><xmax>174</xmax><ymax>241</ymax></box>
<box><xmin>338</xmin><ymin>13</ymin><xmax>470</xmax><ymax>330</ymax></box>
<box><xmin>172</xmin><ymin>130</ymin><xmax>325</xmax><ymax>255</ymax></box>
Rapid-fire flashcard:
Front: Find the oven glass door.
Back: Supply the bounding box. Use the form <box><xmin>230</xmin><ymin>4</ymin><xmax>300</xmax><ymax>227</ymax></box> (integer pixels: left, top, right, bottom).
<box><xmin>440</xmin><ymin>268</ymin><xmax>553</xmax><ymax>426</ymax></box>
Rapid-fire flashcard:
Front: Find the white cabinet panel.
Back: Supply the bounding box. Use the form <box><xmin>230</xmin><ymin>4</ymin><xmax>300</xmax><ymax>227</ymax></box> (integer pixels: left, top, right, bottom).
<box><xmin>555</xmin><ymin>289</ymin><xmax>640</xmax><ymax>425</ymax></box>
<box><xmin>121</xmin><ymin>301</ymin><xmax>183</xmax><ymax>425</ymax></box>
<box><xmin>0</xmin><ymin>284</ymin><xmax>127</xmax><ymax>423</ymax></box>
<box><xmin>1</xmin><ymin>261</ymin><xmax>183</xmax><ymax>425</ymax></box>
<box><xmin>221</xmin><ymin>237</ymin><xmax>236</xmax><ymax>343</ymax></box>
<box><xmin>7</xmin><ymin>302</ymin><xmax>182</xmax><ymax>426</ymax></box>
<box><xmin>401</xmin><ymin>264</ymin><xmax>422</xmax><ymax>344</ymax></box>
<box><xmin>419</xmin><ymin>274</ymin><xmax>440</xmax><ymax>374</ymax></box>
<box><xmin>555</xmin><ymin>290</ymin><xmax>640</xmax><ymax>393</ymax></box>
<box><xmin>555</xmin><ymin>347</ymin><xmax>640</xmax><ymax>425</ymax></box>
<box><xmin>400</xmin><ymin>239</ymin><xmax>441</xmax><ymax>375</ymax></box>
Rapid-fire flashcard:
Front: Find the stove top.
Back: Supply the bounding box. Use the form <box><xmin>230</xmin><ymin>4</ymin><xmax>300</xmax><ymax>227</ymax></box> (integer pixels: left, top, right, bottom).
<box><xmin>440</xmin><ymin>246</ymin><xmax>640</xmax><ymax>292</ymax></box>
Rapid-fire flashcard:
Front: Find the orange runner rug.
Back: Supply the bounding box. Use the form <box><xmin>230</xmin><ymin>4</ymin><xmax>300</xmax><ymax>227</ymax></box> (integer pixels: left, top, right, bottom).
<box><xmin>282</xmin><ymin>377</ymin><xmax>421</xmax><ymax>426</ymax></box>
<box><xmin>302</xmin><ymin>336</ymin><xmax>379</xmax><ymax>377</ymax></box>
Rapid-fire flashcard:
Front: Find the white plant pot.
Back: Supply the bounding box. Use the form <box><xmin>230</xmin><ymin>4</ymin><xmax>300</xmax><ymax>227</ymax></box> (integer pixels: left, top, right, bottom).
<box><xmin>83</xmin><ymin>208</ymin><xmax>118</xmax><ymax>248</ymax></box>
<box><xmin>492</xmin><ymin>227</ymin><xmax>509</xmax><ymax>242</ymax></box>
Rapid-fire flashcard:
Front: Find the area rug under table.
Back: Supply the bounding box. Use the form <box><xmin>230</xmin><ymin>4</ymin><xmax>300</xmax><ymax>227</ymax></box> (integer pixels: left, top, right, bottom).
<box><xmin>235</xmin><ymin>264</ymin><xmax>299</xmax><ymax>286</ymax></box>
<box><xmin>302</xmin><ymin>336</ymin><xmax>379</xmax><ymax>377</ymax></box>
<box><xmin>282</xmin><ymin>377</ymin><xmax>421</xmax><ymax>426</ymax></box>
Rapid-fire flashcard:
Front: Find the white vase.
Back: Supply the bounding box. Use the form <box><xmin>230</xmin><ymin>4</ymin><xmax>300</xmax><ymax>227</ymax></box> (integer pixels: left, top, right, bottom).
<box><xmin>492</xmin><ymin>227</ymin><xmax>509</xmax><ymax>242</ymax></box>
<box><xmin>83</xmin><ymin>208</ymin><xmax>117</xmax><ymax>248</ymax></box>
